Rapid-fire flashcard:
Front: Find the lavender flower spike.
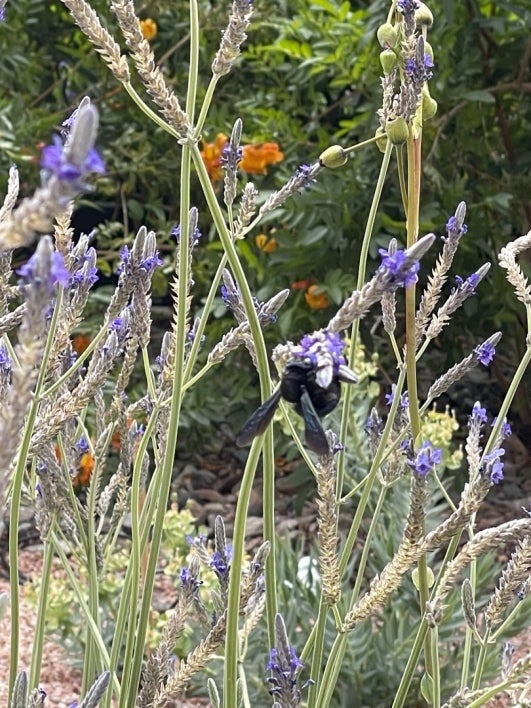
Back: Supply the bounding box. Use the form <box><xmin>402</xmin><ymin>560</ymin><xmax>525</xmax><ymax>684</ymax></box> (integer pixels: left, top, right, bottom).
<box><xmin>266</xmin><ymin>613</ymin><xmax>312</xmax><ymax>705</ymax></box>
<box><xmin>328</xmin><ymin>233</ymin><xmax>435</xmax><ymax>333</ymax></box>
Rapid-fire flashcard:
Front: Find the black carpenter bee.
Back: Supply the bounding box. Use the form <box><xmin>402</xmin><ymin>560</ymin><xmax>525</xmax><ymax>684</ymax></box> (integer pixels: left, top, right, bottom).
<box><xmin>236</xmin><ymin>358</ymin><xmax>358</xmax><ymax>456</ymax></box>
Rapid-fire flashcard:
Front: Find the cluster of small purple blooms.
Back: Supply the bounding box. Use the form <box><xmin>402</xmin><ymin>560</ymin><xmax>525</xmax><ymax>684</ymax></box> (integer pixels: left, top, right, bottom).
<box><xmin>41</xmin><ymin>135</ymin><xmax>105</xmax><ymax>187</ymax></box>
<box><xmin>469</xmin><ymin>401</ymin><xmax>511</xmax><ymax>484</ymax></box>
<box><xmin>406</xmin><ymin>440</ymin><xmax>443</xmax><ymax>477</ymax></box>
<box><xmin>266</xmin><ymin>613</ymin><xmax>312</xmax><ymax>704</ymax></box>
<box><xmin>171</xmin><ymin>223</ymin><xmax>202</xmax><ymax>249</ymax></box>
<box><xmin>117</xmin><ymin>243</ymin><xmax>163</xmax><ymax>277</ymax></box>
<box><xmin>378</xmin><ymin>246</ymin><xmax>420</xmax><ymax>288</ymax></box>
<box><xmin>294</xmin><ymin>331</ymin><xmax>346</xmax><ymax>373</ymax></box>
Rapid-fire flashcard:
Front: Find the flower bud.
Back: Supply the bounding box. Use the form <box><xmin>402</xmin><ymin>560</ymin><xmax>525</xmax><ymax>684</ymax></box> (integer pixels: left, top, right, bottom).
<box><xmin>319</xmin><ymin>145</ymin><xmax>348</xmax><ymax>169</ymax></box>
<box><xmin>422</xmin><ymin>91</ymin><xmax>438</xmax><ymax>120</ymax></box>
<box><xmin>380</xmin><ymin>49</ymin><xmax>397</xmax><ymax>75</ymax></box>
<box><xmin>424</xmin><ymin>41</ymin><xmax>434</xmax><ymax>61</ymax></box>
<box><xmin>377</xmin><ymin>22</ymin><xmax>398</xmax><ymax>48</ymax></box>
<box><xmin>415</xmin><ymin>2</ymin><xmax>434</xmax><ymax>27</ymax></box>
<box><xmin>385</xmin><ymin>116</ymin><xmax>409</xmax><ymax>145</ymax></box>
<box><xmin>374</xmin><ymin>127</ymin><xmax>388</xmax><ymax>153</ymax></box>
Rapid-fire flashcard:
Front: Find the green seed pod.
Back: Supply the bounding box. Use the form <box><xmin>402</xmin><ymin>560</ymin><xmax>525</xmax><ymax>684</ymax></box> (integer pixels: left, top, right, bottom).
<box><xmin>422</xmin><ymin>91</ymin><xmax>438</xmax><ymax>120</ymax></box>
<box><xmin>374</xmin><ymin>127</ymin><xmax>388</xmax><ymax>153</ymax></box>
<box><xmin>385</xmin><ymin>116</ymin><xmax>409</xmax><ymax>145</ymax></box>
<box><xmin>377</xmin><ymin>22</ymin><xmax>398</xmax><ymax>48</ymax></box>
<box><xmin>319</xmin><ymin>145</ymin><xmax>348</xmax><ymax>169</ymax></box>
<box><xmin>415</xmin><ymin>2</ymin><xmax>434</xmax><ymax>27</ymax></box>
<box><xmin>380</xmin><ymin>49</ymin><xmax>397</xmax><ymax>75</ymax></box>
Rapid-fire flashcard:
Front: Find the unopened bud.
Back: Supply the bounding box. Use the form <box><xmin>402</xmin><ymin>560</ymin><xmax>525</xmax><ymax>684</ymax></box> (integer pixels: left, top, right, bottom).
<box><xmin>319</xmin><ymin>145</ymin><xmax>348</xmax><ymax>169</ymax></box>
<box><xmin>424</xmin><ymin>41</ymin><xmax>434</xmax><ymax>61</ymax></box>
<box><xmin>380</xmin><ymin>49</ymin><xmax>397</xmax><ymax>75</ymax></box>
<box><xmin>377</xmin><ymin>22</ymin><xmax>398</xmax><ymax>48</ymax></box>
<box><xmin>415</xmin><ymin>2</ymin><xmax>434</xmax><ymax>27</ymax></box>
<box><xmin>374</xmin><ymin>127</ymin><xmax>388</xmax><ymax>153</ymax></box>
<box><xmin>385</xmin><ymin>116</ymin><xmax>409</xmax><ymax>145</ymax></box>
<box><xmin>422</xmin><ymin>90</ymin><xmax>438</xmax><ymax>121</ymax></box>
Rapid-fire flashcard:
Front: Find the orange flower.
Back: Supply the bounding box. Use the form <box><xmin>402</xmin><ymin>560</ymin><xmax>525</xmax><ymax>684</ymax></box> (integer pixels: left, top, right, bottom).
<box><xmin>72</xmin><ymin>333</ymin><xmax>91</xmax><ymax>355</ymax></box>
<box><xmin>140</xmin><ymin>18</ymin><xmax>158</xmax><ymax>41</ymax></box>
<box><xmin>200</xmin><ymin>134</ymin><xmax>284</xmax><ymax>183</ymax></box>
<box><xmin>200</xmin><ymin>133</ymin><xmax>228</xmax><ymax>182</ymax></box>
<box><xmin>305</xmin><ymin>284</ymin><xmax>330</xmax><ymax>310</ymax></box>
<box><xmin>255</xmin><ymin>234</ymin><xmax>278</xmax><ymax>253</ymax></box>
<box><xmin>240</xmin><ymin>143</ymin><xmax>284</xmax><ymax>175</ymax></box>
<box><xmin>73</xmin><ymin>451</ymin><xmax>95</xmax><ymax>487</ymax></box>
<box><xmin>291</xmin><ymin>279</ymin><xmax>314</xmax><ymax>291</ymax></box>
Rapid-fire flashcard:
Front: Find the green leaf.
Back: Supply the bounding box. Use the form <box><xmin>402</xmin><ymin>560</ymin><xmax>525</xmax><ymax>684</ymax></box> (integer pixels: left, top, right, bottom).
<box><xmin>462</xmin><ymin>90</ymin><xmax>495</xmax><ymax>103</ymax></box>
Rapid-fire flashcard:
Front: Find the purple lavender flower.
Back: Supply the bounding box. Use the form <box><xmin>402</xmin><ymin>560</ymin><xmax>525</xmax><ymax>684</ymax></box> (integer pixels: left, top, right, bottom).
<box><xmin>117</xmin><ymin>245</ymin><xmax>131</xmax><ymax>276</ymax></box>
<box><xmin>446</xmin><ymin>214</ymin><xmax>468</xmax><ymax>238</ymax></box>
<box><xmin>140</xmin><ymin>252</ymin><xmax>163</xmax><ymax>273</ymax></box>
<box><xmin>210</xmin><ymin>545</ymin><xmax>232</xmax><ymax>581</ymax></box>
<box><xmin>179</xmin><ymin>567</ymin><xmax>202</xmax><ymax>594</ymax></box>
<box><xmin>266</xmin><ymin>646</ymin><xmax>306</xmax><ymax>702</ymax></box>
<box><xmin>407</xmin><ymin>440</ymin><xmax>442</xmax><ymax>477</ymax></box>
<box><xmin>482</xmin><ymin>447</ymin><xmax>505</xmax><ymax>484</ymax></box>
<box><xmin>475</xmin><ymin>340</ymin><xmax>496</xmax><ymax>366</ymax></box>
<box><xmin>18</xmin><ymin>250</ymin><xmax>71</xmax><ymax>289</ymax></box>
<box><xmin>296</xmin><ymin>330</ymin><xmax>346</xmax><ymax>371</ymax></box>
<box><xmin>0</xmin><ymin>344</ymin><xmax>12</xmax><ymax>373</ymax></box>
<box><xmin>221</xmin><ymin>140</ymin><xmax>243</xmax><ymax>170</ymax></box>
<box><xmin>470</xmin><ymin>402</ymin><xmax>488</xmax><ymax>424</ymax></box>
<box><xmin>41</xmin><ymin>135</ymin><xmax>105</xmax><ymax>183</ymax></box>
<box><xmin>378</xmin><ymin>247</ymin><xmax>420</xmax><ymax>288</ymax></box>
<box><xmin>492</xmin><ymin>417</ymin><xmax>512</xmax><ymax>438</ymax></box>
<box><xmin>454</xmin><ymin>272</ymin><xmax>479</xmax><ymax>294</ymax></box>
<box><xmin>76</xmin><ymin>436</ymin><xmax>90</xmax><ymax>453</ymax></box>
<box><xmin>171</xmin><ymin>224</ymin><xmax>202</xmax><ymax>248</ymax></box>
<box><xmin>385</xmin><ymin>387</ymin><xmax>409</xmax><ymax>409</ymax></box>
<box><xmin>397</xmin><ymin>0</ymin><xmax>420</xmax><ymax>12</ymax></box>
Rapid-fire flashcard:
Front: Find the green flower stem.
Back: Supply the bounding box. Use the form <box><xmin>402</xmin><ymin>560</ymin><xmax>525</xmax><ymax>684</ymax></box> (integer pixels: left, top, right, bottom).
<box><xmin>393</xmin><ymin>534</ymin><xmax>464</xmax><ymax>708</ymax></box>
<box><xmin>51</xmin><ymin>529</ymin><xmax>120</xmax><ymax>695</ymax></box>
<box><xmin>350</xmin><ymin>484</ymin><xmax>389</xmax><ymax>601</ymax></box>
<box><xmin>307</xmin><ymin>598</ymin><xmax>327</xmax><ymax>705</ymax></box>
<box><xmin>392</xmin><ymin>619</ymin><xmax>430</xmax><ymax>708</ymax></box>
<box><xmin>315</xmin><ymin>380</ymin><xmax>404</xmax><ymax>707</ymax></box>
<box><xmin>460</xmin><ymin>547</ymin><xmax>478</xmax><ymax>690</ymax></box>
<box><xmin>396</xmin><ymin>146</ymin><xmax>408</xmax><ymax>214</ymax></box>
<box><xmin>28</xmin><ymin>540</ymin><xmax>53</xmax><ymax>690</ymax></box>
<box><xmin>183</xmin><ymin>253</ymin><xmax>229</xmax><ymax>384</ymax></box>
<box><xmin>430</xmin><ymin>626</ymin><xmax>441</xmax><ymax>708</ymax></box>
<box><xmin>405</xmin><ymin>132</ymin><xmax>434</xmax><ymax>681</ymax></box>
<box><xmin>338</xmin><ymin>365</ymin><xmax>406</xmax><ymax>576</ymax></box>
<box><xmin>9</xmin><ymin>286</ymin><xmax>64</xmax><ymax>697</ymax></box>
<box><xmin>193</xmin><ymin>76</ymin><xmax>220</xmax><ymax>140</ymax></box>
<box><xmin>472</xmin><ymin>627</ymin><xmax>491</xmax><ymax>691</ymax></box>
<box><xmin>122</xmin><ymin>144</ymin><xmax>193</xmax><ymax>704</ymax></box>
<box><xmin>105</xmin><ymin>392</ymin><xmax>166</xmax><ymax>708</ymax></box>
<box><xmin>335</xmin><ymin>139</ymin><xmax>393</xmax><ymax>502</ymax></box>
<box><xmin>343</xmin><ymin>134</ymin><xmax>382</xmax><ymax>155</ymax></box>
<box><xmin>186</xmin><ymin>0</ymin><xmax>199</xmax><ymax>123</ymax></box>
<box><xmin>83</xmin><ymin>446</ymin><xmax>105</xmax><ymax>693</ymax></box>
<box><xmin>190</xmin><ymin>126</ymin><xmax>276</xmax><ymax>693</ymax></box>
<box><xmin>121</xmin><ymin>81</ymin><xmax>183</xmax><ymax>141</ymax></box>
<box><xmin>224</xmin><ymin>435</ymin><xmax>265</xmax><ymax>707</ymax></box>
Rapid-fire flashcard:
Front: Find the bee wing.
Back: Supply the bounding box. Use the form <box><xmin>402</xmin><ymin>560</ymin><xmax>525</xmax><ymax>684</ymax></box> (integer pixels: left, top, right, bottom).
<box><xmin>235</xmin><ymin>388</ymin><xmax>282</xmax><ymax>447</ymax></box>
<box><xmin>300</xmin><ymin>387</ymin><xmax>330</xmax><ymax>456</ymax></box>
